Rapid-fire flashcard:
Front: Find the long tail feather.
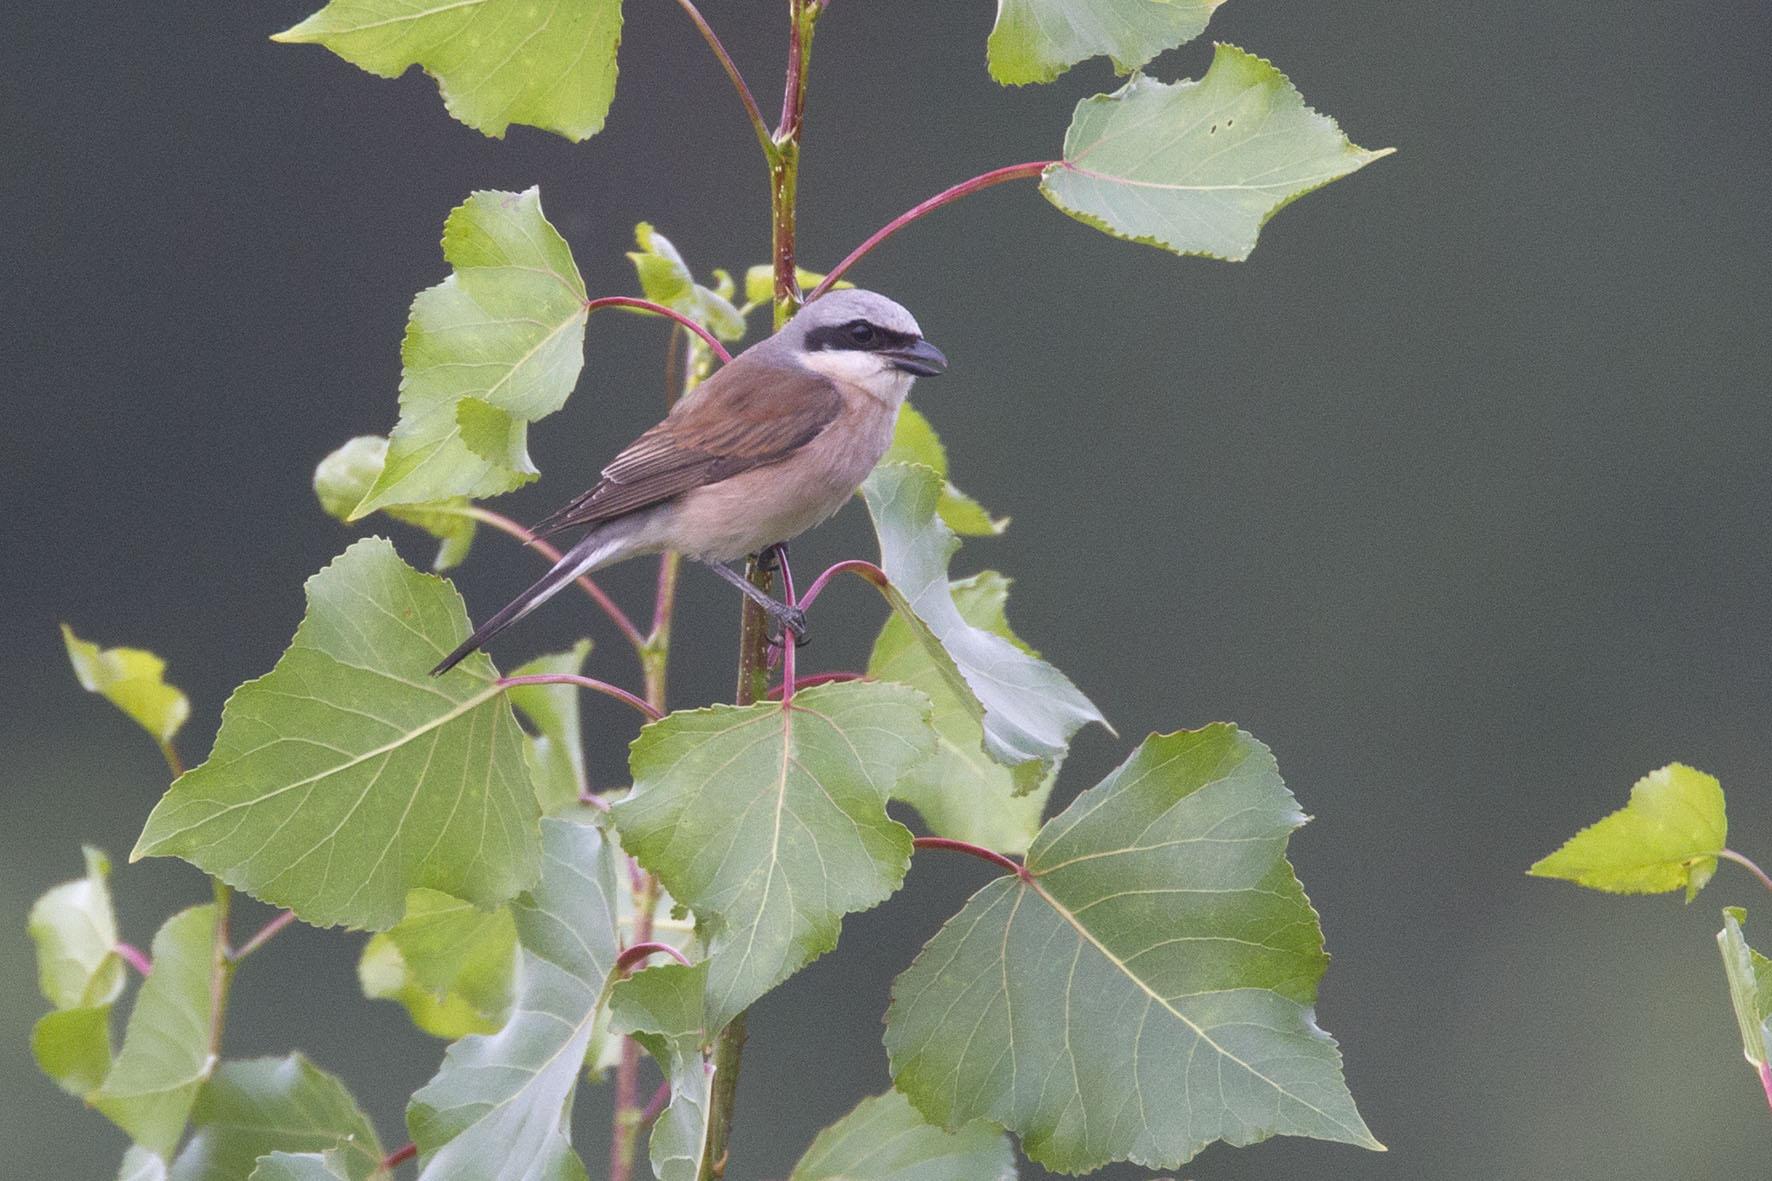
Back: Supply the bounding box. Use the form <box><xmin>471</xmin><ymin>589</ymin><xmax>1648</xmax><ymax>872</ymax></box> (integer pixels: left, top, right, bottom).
<box><xmin>431</xmin><ymin>526</ymin><xmax>621</xmax><ymax>676</ymax></box>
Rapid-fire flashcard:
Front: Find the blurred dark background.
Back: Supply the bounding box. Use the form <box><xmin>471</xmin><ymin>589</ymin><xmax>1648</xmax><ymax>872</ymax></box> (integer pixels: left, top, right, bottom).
<box><xmin>7</xmin><ymin>2</ymin><xmax>1772</xmax><ymax>1177</ymax></box>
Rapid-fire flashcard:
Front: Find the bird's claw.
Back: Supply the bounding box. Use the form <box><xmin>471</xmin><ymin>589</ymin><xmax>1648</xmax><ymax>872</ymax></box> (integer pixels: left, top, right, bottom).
<box><xmin>765</xmin><ymin>603</ymin><xmax>810</xmax><ymax>648</ymax></box>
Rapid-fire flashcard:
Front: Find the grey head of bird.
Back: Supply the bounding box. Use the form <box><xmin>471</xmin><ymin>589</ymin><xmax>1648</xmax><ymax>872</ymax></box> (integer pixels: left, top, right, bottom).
<box><xmin>777</xmin><ymin>288</ymin><xmax>949</xmax><ymax>383</ymax></box>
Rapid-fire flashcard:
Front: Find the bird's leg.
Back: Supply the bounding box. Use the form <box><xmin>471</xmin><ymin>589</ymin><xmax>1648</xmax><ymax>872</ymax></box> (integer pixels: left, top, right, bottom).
<box><xmin>756</xmin><ymin>541</ymin><xmax>790</xmax><ymax>575</ymax></box>
<box><xmin>703</xmin><ymin>560</ymin><xmax>809</xmax><ymax>644</ymax></box>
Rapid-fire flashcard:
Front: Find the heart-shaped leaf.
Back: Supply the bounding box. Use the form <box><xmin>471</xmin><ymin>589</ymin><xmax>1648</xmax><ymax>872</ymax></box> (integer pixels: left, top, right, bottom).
<box><xmin>988</xmin><ymin>0</ymin><xmax>1219</xmax><ymax>85</ymax></box>
<box><xmin>352</xmin><ymin>189</ymin><xmax>589</xmax><ymax>516</ymax></box>
<box><xmin>613</xmin><ymin>681</ymin><xmax>933</xmax><ymax>1028</ymax></box>
<box><xmin>274</xmin><ymin>0</ymin><xmax>623</xmax><ymax>142</ymax></box>
<box><xmin>1530</xmin><ymin>763</ymin><xmax>1728</xmax><ymax>901</ymax></box>
<box><xmin>1041</xmin><ymin>45</ymin><xmax>1393</xmax><ymax>262</ymax></box>
<box><xmin>886</xmin><ymin>725</ymin><xmax>1379</xmax><ymax>1172</ymax></box>
<box><xmin>133</xmin><ymin>538</ymin><xmax>540</xmax><ymax>931</ymax></box>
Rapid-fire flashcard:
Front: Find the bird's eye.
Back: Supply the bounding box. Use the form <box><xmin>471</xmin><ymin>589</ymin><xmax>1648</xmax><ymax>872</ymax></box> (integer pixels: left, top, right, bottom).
<box><xmin>847</xmin><ymin>322</ymin><xmax>877</xmax><ymax>346</ymax></box>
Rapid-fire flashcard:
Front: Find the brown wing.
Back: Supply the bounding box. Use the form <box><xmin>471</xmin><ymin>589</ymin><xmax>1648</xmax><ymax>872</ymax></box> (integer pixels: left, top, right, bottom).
<box><xmin>530</xmin><ymin>361</ymin><xmax>842</xmax><ymax>538</ymax></box>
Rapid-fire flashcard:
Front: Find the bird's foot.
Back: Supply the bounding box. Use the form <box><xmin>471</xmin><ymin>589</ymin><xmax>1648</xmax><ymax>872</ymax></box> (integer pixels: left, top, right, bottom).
<box><xmin>765</xmin><ymin>602</ymin><xmax>810</xmax><ymax>648</ymax></box>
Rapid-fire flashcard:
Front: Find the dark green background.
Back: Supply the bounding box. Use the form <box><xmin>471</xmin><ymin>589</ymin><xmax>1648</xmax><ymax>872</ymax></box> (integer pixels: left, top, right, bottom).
<box><xmin>7</xmin><ymin>2</ymin><xmax>1772</xmax><ymax>1177</ymax></box>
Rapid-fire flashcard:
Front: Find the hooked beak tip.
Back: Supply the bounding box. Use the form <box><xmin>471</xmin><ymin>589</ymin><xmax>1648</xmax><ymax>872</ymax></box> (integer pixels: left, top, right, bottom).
<box><xmin>891</xmin><ymin>339</ymin><xmax>947</xmax><ymax>376</ymax></box>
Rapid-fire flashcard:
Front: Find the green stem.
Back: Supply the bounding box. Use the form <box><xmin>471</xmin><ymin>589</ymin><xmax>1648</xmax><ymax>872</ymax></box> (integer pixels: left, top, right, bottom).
<box><xmin>702</xmin><ymin>9</ymin><xmax>821</xmax><ymax>1181</ymax></box>
<box><xmin>207</xmin><ymin>878</ymin><xmax>234</xmax><ymax>1057</ymax></box>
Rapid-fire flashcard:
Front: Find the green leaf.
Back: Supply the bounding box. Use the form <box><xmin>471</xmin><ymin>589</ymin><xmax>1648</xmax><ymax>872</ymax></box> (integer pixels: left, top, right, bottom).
<box><xmin>352</xmin><ymin>189</ymin><xmax>589</xmax><ymax>516</ymax></box>
<box><xmin>1718</xmin><ymin>908</ymin><xmax>1772</xmax><ymax>1074</ymax></box>
<box><xmin>94</xmin><ymin>904</ymin><xmax>220</xmax><ymax>1156</ymax></box>
<box><xmin>360</xmin><ymin>889</ymin><xmax>518</xmax><ymax>1039</ymax></box>
<box><xmin>886</xmin><ymin>726</ymin><xmax>1380</xmax><ymax>1172</ymax></box>
<box><xmin>33</xmin><ymin>1004</ymin><xmax>115</xmax><ymax>1096</ymax></box>
<box><xmin>1529</xmin><ymin>763</ymin><xmax>1727</xmax><ymax>901</ymax></box>
<box><xmin>860</xmin><ymin>462</ymin><xmax>1104</xmax><ymax>771</ymax></box>
<box><xmin>628</xmin><ymin>223</ymin><xmax>747</xmax><ymax>343</ymax></box>
<box><xmin>171</xmin><ymin>1055</ymin><xmax>383</xmax><ymax>1181</ymax></box>
<box><xmin>613</xmin><ymin>681</ymin><xmax>933</xmax><ymax>1028</ymax></box>
<box><xmin>988</xmin><ymin>0</ymin><xmax>1218</xmax><ymax>85</ymax></box>
<box><xmin>407</xmin><ymin>817</ymin><xmax>619</xmax><ymax>1181</ymax></box>
<box><xmin>1040</xmin><ymin>45</ymin><xmax>1393</xmax><ymax>262</ymax></box>
<box><xmin>791</xmin><ymin>1089</ymin><xmax>1015</xmax><ymax>1181</ymax></box>
<box><xmin>882</xmin><ymin>405</ymin><xmax>1007</xmax><ymax>537</ymax></box>
<box><xmin>608</xmin><ymin>963</ymin><xmax>713</xmax><ymax>1181</ymax></box>
<box><xmin>869</xmin><ymin>573</ymin><xmax>1054</xmax><ymax>855</ymax></box>
<box><xmin>119</xmin><ymin>1147</ymin><xmax>169</xmax><ymax>1181</ymax></box>
<box><xmin>315</xmin><ymin>436</ymin><xmax>476</xmax><ymax>571</ymax></box>
<box><xmin>508</xmin><ymin>641</ymin><xmax>594</xmax><ymax>814</ymax></box>
<box><xmin>588</xmin><ymin>877</ymin><xmax>699</xmax><ymax>1077</ymax></box>
<box><xmin>248</xmin><ymin>1152</ymin><xmax>355</xmax><ymax>1181</ymax></box>
<box><xmin>743</xmin><ymin>264</ymin><xmax>848</xmax><ymax>306</ymax></box>
<box><xmin>62</xmin><ymin>626</ymin><xmax>190</xmax><ymax>745</ymax></box>
<box><xmin>29</xmin><ymin>844</ymin><xmax>125</xmax><ymax>1009</ymax></box>
<box><xmin>273</xmin><ymin>0</ymin><xmax>623</xmax><ymax>142</ymax></box>
<box><xmin>133</xmin><ymin>538</ymin><xmax>540</xmax><ymax>932</ymax></box>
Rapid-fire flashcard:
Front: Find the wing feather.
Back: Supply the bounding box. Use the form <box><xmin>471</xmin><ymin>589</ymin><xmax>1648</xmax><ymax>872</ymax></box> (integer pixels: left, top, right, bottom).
<box><xmin>530</xmin><ymin>361</ymin><xmax>842</xmax><ymax>538</ymax></box>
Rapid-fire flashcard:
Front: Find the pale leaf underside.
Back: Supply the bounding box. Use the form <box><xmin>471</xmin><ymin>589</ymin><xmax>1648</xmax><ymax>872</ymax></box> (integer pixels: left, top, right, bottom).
<box><xmin>1041</xmin><ymin>44</ymin><xmax>1393</xmax><ymax>262</ymax></box>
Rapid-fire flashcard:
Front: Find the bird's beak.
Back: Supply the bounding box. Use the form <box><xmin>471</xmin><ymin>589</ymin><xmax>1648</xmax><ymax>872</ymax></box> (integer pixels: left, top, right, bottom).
<box><xmin>886</xmin><ymin>338</ymin><xmax>947</xmax><ymax>376</ymax></box>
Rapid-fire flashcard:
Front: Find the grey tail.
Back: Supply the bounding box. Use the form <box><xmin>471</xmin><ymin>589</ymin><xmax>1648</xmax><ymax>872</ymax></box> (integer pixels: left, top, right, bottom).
<box><xmin>431</xmin><ymin>526</ymin><xmax>623</xmax><ymax>676</ymax></box>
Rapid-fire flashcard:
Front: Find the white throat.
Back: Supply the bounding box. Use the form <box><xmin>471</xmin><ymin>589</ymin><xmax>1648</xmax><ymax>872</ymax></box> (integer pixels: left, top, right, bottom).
<box><xmin>798</xmin><ymin>349</ymin><xmax>916</xmax><ymax>406</ymax></box>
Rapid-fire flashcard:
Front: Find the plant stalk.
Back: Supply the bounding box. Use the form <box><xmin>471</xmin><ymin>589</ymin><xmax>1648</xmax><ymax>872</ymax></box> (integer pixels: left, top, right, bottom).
<box><xmin>700</xmin><ymin>7</ymin><xmax>822</xmax><ymax>1180</ymax></box>
<box><xmin>811</xmin><ymin>160</ymin><xmax>1052</xmax><ymax>298</ymax></box>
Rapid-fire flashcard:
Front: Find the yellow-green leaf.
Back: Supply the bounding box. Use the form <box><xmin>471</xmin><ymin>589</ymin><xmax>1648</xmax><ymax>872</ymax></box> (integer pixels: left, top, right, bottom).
<box><xmin>314</xmin><ymin>436</ymin><xmax>476</xmax><ymax>570</ymax></box>
<box><xmin>62</xmin><ymin>627</ymin><xmax>190</xmax><ymax>745</ymax></box>
<box><xmin>29</xmin><ymin>845</ymin><xmax>125</xmax><ymax>1009</ymax></box>
<box><xmin>881</xmin><ymin>405</ymin><xmax>1006</xmax><ymax>537</ymax></box>
<box><xmin>1529</xmin><ymin>763</ymin><xmax>1727</xmax><ymax>901</ymax></box>
<box><xmin>352</xmin><ymin>189</ymin><xmax>588</xmax><ymax>516</ymax></box>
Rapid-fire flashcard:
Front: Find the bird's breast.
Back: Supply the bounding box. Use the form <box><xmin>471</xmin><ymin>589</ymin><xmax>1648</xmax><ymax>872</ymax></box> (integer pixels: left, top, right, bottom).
<box><xmin>666</xmin><ymin>392</ymin><xmax>899</xmax><ymax>562</ymax></box>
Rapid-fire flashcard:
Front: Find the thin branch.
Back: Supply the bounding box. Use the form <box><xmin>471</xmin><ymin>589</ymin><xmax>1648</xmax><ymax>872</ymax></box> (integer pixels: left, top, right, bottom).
<box><xmin>157</xmin><ymin>740</ymin><xmax>186</xmax><ymax>778</ymax></box>
<box><xmin>668</xmin><ymin>0</ymin><xmax>775</xmax><ymax>160</ymax></box>
<box><xmin>777</xmin><ymin>546</ymin><xmax>800</xmax><ymax>702</ymax></box>
<box><xmin>229</xmin><ymin>910</ymin><xmax>296</xmax><ymax>963</ymax></box>
<box><xmin>384</xmin><ymin>1143</ymin><xmax>418</xmax><ymax>1170</ymax></box>
<box><xmin>587</xmin><ymin>296</ymin><xmax>733</xmax><ymax>364</ymax></box>
<box><xmin>639</xmin><ymin>1080</ymin><xmax>673</xmax><ymax>1129</ymax></box>
<box><xmin>913</xmin><ymin>836</ymin><xmax>1032</xmax><ymax>882</ymax></box>
<box><xmin>463</xmin><ymin>507</ymin><xmax>648</xmax><ymax>654</ymax></box>
<box><xmin>579</xmin><ymin>788</ymin><xmax>613</xmax><ymax>813</ymax></box>
<box><xmin>810</xmin><ymin>161</ymin><xmax>1054</xmax><ymax>298</ymax></box>
<box><xmin>616</xmin><ymin>940</ymin><xmax>694</xmax><ymax>974</ymax></box>
<box><xmin>207</xmin><ymin>879</ymin><xmax>234</xmax><ymax>1057</ymax></box>
<box><xmin>496</xmin><ymin>674</ymin><xmax>663</xmax><ymax>723</ymax></box>
<box><xmin>765</xmin><ymin>671</ymin><xmax>865</xmax><ymax>700</ymax></box>
<box><xmin>1720</xmin><ymin>849</ymin><xmax>1772</xmax><ymax>896</ymax></box>
<box><xmin>796</xmin><ymin>559</ymin><xmax>888</xmax><ymax>612</ymax></box>
<box><xmin>115</xmin><ymin>942</ymin><xmax>152</xmax><ymax>976</ymax></box>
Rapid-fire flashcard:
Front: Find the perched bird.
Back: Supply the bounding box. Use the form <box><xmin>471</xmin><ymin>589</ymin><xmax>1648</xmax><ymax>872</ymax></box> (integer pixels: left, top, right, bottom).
<box><xmin>431</xmin><ymin>288</ymin><xmax>947</xmax><ymax>676</ymax></box>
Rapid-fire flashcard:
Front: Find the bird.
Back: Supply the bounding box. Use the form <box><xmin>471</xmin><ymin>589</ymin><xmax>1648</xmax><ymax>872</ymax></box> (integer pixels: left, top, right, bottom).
<box><xmin>430</xmin><ymin>288</ymin><xmax>947</xmax><ymax>676</ymax></box>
